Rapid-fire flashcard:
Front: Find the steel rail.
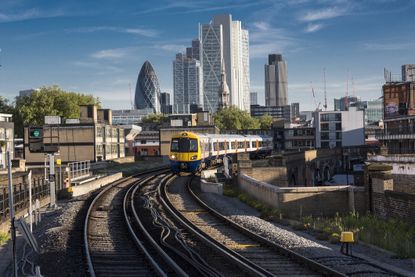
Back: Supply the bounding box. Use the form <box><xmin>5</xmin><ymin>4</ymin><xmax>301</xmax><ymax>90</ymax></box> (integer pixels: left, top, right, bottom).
<box><xmin>186</xmin><ymin>178</ymin><xmax>346</xmax><ymax>277</ymax></box>
<box><xmin>128</xmin><ymin>174</ymin><xmax>189</xmax><ymax>277</ymax></box>
<box><xmin>83</xmin><ymin>166</ymin><xmax>169</xmax><ymax>277</ymax></box>
<box><xmin>159</xmin><ymin>176</ymin><xmax>274</xmax><ymax>277</ymax></box>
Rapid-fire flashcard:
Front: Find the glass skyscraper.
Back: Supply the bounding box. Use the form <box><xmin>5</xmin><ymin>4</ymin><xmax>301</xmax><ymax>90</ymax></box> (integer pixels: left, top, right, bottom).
<box><xmin>135</xmin><ymin>61</ymin><xmax>161</xmax><ymax>113</ymax></box>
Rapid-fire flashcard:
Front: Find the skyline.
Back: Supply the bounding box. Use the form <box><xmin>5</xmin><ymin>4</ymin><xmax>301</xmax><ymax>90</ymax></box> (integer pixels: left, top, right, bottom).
<box><xmin>0</xmin><ymin>0</ymin><xmax>414</xmax><ymax>111</ymax></box>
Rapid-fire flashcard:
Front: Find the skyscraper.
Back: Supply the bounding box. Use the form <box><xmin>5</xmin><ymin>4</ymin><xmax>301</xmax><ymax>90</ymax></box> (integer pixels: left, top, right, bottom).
<box><xmin>265</xmin><ymin>54</ymin><xmax>288</xmax><ymax>106</ymax></box>
<box><xmin>173</xmin><ymin>53</ymin><xmax>203</xmax><ymax>114</ymax></box>
<box><xmin>200</xmin><ymin>14</ymin><xmax>250</xmax><ymax>113</ymax></box>
<box><xmin>250</xmin><ymin>92</ymin><xmax>258</xmax><ymax>106</ymax></box>
<box><xmin>135</xmin><ymin>61</ymin><xmax>161</xmax><ymax>113</ymax></box>
<box><xmin>160</xmin><ymin>92</ymin><xmax>172</xmax><ymax>114</ymax></box>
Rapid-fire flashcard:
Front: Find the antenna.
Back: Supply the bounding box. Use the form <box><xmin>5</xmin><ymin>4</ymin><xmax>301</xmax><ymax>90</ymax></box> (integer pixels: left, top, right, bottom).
<box><xmin>128</xmin><ymin>83</ymin><xmax>134</xmax><ymax>110</ymax></box>
<box><xmin>323</xmin><ymin>68</ymin><xmax>327</xmax><ymax>111</ymax></box>
<box><xmin>345</xmin><ymin>70</ymin><xmax>349</xmax><ymax>110</ymax></box>
<box><xmin>352</xmin><ymin>76</ymin><xmax>356</xmax><ymax>97</ymax></box>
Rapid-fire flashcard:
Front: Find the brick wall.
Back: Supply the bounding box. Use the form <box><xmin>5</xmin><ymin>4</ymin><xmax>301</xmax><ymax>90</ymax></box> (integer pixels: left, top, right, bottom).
<box><xmin>392</xmin><ymin>174</ymin><xmax>415</xmax><ymax>194</ymax></box>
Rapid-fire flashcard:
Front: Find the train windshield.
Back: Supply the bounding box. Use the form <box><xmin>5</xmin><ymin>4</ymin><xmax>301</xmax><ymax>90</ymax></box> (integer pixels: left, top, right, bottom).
<box><xmin>171</xmin><ymin>138</ymin><xmax>198</xmax><ymax>152</ymax></box>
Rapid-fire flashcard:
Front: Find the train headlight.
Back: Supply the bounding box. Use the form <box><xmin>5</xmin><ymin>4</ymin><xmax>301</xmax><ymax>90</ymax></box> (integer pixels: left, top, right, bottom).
<box><xmin>170</xmin><ymin>155</ymin><xmax>176</xmax><ymax>160</ymax></box>
<box><xmin>190</xmin><ymin>155</ymin><xmax>197</xmax><ymax>160</ymax></box>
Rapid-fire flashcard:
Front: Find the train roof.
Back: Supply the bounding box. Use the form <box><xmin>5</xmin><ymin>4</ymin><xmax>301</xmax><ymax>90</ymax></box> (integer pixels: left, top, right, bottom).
<box><xmin>171</xmin><ymin>131</ymin><xmax>272</xmax><ymax>140</ymax></box>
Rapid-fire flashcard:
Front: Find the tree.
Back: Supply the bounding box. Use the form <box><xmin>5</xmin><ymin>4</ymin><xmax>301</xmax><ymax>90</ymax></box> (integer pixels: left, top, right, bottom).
<box><xmin>141</xmin><ymin>113</ymin><xmax>168</xmax><ymax>124</ymax></box>
<box><xmin>0</xmin><ymin>96</ymin><xmax>14</xmax><ymax>114</ymax></box>
<box><xmin>214</xmin><ymin>106</ymin><xmax>260</xmax><ymax>131</ymax></box>
<box><xmin>258</xmin><ymin>114</ymin><xmax>273</xmax><ymax>129</ymax></box>
<box><xmin>13</xmin><ymin>85</ymin><xmax>100</xmax><ymax>137</ymax></box>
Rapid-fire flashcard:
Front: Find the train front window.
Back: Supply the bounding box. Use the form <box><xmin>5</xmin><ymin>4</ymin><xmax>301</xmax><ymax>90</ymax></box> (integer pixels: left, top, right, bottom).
<box><xmin>171</xmin><ymin>138</ymin><xmax>198</xmax><ymax>152</ymax></box>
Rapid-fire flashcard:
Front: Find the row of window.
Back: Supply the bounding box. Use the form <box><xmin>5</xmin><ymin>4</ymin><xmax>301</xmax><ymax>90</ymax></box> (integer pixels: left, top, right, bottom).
<box><xmin>210</xmin><ymin>140</ymin><xmax>270</xmax><ymax>151</ymax></box>
<box><xmin>96</xmin><ymin>144</ymin><xmax>123</xmax><ymax>155</ymax></box>
<box><xmin>320</xmin><ymin>113</ymin><xmax>342</xmax><ymax>122</ymax></box>
<box><xmin>321</xmin><ymin>123</ymin><xmax>342</xmax><ymax>131</ymax></box>
<box><xmin>320</xmin><ymin>132</ymin><xmax>342</xmax><ymax>140</ymax></box>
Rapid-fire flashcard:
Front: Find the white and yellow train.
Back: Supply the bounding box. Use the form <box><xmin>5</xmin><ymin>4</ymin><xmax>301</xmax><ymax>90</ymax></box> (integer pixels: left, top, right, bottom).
<box><xmin>169</xmin><ymin>131</ymin><xmax>273</xmax><ymax>173</ymax></box>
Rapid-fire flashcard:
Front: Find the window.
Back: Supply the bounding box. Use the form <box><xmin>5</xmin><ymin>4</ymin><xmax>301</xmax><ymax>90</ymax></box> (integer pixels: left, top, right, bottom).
<box><xmin>321</xmin><ymin>142</ymin><xmax>329</xmax><ymax>148</ymax></box>
<box><xmin>170</xmin><ymin>138</ymin><xmax>198</xmax><ymax>152</ymax></box>
<box><xmin>335</xmin><ymin>113</ymin><xmax>341</xmax><ymax>121</ymax></box>
<box><xmin>321</xmin><ymin>114</ymin><xmax>329</xmax><ymax>121</ymax></box>
<box><xmin>238</xmin><ymin>141</ymin><xmax>244</xmax><ymax>148</ymax></box>
<box><xmin>336</xmin><ymin>132</ymin><xmax>342</xmax><ymax>140</ymax></box>
<box><xmin>321</xmin><ymin>123</ymin><xmax>329</xmax><ymax>131</ymax></box>
<box><xmin>335</xmin><ymin>123</ymin><xmax>342</xmax><ymax>130</ymax></box>
<box><xmin>321</xmin><ymin>132</ymin><xmax>329</xmax><ymax>140</ymax></box>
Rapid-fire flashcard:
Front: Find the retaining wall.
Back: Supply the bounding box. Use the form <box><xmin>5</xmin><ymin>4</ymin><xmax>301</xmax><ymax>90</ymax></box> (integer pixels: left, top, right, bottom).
<box><xmin>71</xmin><ymin>173</ymin><xmax>123</xmax><ymax>197</ymax></box>
<box><xmin>238</xmin><ymin>173</ymin><xmax>366</xmax><ymax>218</ymax></box>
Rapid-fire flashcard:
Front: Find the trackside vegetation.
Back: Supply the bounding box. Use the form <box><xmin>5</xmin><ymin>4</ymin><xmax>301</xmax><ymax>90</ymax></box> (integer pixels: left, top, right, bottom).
<box><xmin>223</xmin><ymin>184</ymin><xmax>415</xmax><ymax>258</ymax></box>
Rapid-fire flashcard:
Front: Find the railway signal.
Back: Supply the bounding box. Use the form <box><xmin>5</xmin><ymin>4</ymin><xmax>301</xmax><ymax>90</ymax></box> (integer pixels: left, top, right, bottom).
<box><xmin>28</xmin><ymin>126</ymin><xmax>44</xmax><ymax>152</ymax></box>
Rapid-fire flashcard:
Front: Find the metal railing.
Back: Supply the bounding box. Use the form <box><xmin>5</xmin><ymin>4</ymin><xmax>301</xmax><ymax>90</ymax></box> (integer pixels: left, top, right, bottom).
<box><xmin>68</xmin><ymin>160</ymin><xmax>91</xmax><ymax>181</ymax></box>
<box><xmin>0</xmin><ymin>177</ymin><xmax>49</xmax><ymax>222</ymax></box>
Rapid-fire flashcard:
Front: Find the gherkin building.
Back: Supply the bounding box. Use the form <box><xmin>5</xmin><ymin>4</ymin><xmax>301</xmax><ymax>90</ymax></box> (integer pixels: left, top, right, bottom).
<box><xmin>135</xmin><ymin>61</ymin><xmax>161</xmax><ymax>113</ymax></box>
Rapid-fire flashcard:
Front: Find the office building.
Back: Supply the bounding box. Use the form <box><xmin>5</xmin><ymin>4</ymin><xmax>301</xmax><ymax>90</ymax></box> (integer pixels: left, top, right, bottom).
<box><xmin>19</xmin><ymin>89</ymin><xmax>39</xmax><ymax>97</ymax></box>
<box><xmin>265</xmin><ymin>54</ymin><xmax>288</xmax><ymax>106</ymax></box>
<box><xmin>200</xmin><ymin>14</ymin><xmax>250</xmax><ymax>113</ymax></box>
<box><xmin>135</xmin><ymin>61</ymin><xmax>161</xmax><ymax>113</ymax></box>
<box><xmin>160</xmin><ymin>92</ymin><xmax>172</xmax><ymax>114</ymax></box>
<box><xmin>273</xmin><ymin>125</ymin><xmax>315</xmax><ymax>152</ymax></box>
<box><xmin>250</xmin><ymin>105</ymin><xmax>291</xmax><ymax>122</ymax></box>
<box><xmin>365</xmin><ymin>99</ymin><xmax>383</xmax><ymax>124</ymax></box>
<box><xmin>186</xmin><ymin>39</ymin><xmax>200</xmax><ymax>61</ymax></box>
<box><xmin>112</xmin><ymin>109</ymin><xmax>154</xmax><ymax>125</ymax></box>
<box><xmin>314</xmin><ymin>107</ymin><xmax>364</xmax><ymax>149</ymax></box>
<box><xmin>402</xmin><ymin>64</ymin><xmax>415</xmax><ymax>81</ymax></box>
<box><xmin>173</xmin><ymin>53</ymin><xmax>203</xmax><ymax>114</ymax></box>
<box><xmin>291</xmin><ymin>102</ymin><xmax>300</xmax><ymax>121</ymax></box>
<box><xmin>250</xmin><ymin>92</ymin><xmax>258</xmax><ymax>106</ymax></box>
<box><xmin>24</xmin><ymin>105</ymin><xmax>125</xmax><ymax>164</ymax></box>
<box><xmin>333</xmin><ymin>96</ymin><xmax>361</xmax><ymax>111</ymax></box>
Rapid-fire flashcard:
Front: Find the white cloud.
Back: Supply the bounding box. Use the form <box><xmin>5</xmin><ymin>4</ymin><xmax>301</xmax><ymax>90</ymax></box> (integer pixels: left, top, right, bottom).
<box><xmin>91</xmin><ymin>48</ymin><xmax>134</xmax><ymax>60</ymax></box>
<box><xmin>248</xmin><ymin>21</ymin><xmax>301</xmax><ymax>58</ymax></box>
<box><xmin>153</xmin><ymin>43</ymin><xmax>187</xmax><ymax>53</ymax></box>
<box><xmin>0</xmin><ymin>8</ymin><xmax>65</xmax><ymax>23</ymax></box>
<box><xmin>299</xmin><ymin>7</ymin><xmax>347</xmax><ymax>22</ymax></box>
<box><xmin>305</xmin><ymin>23</ymin><xmax>324</xmax><ymax>33</ymax></box>
<box><xmin>69</xmin><ymin>26</ymin><xmax>158</xmax><ymax>37</ymax></box>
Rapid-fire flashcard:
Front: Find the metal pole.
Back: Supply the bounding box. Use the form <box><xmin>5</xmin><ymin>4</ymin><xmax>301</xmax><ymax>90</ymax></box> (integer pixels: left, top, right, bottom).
<box><xmin>28</xmin><ymin>170</ymin><xmax>33</xmax><ymax>232</ymax></box>
<box><xmin>49</xmin><ymin>154</ymin><xmax>56</xmax><ymax>208</ymax></box>
<box><xmin>7</xmin><ymin>151</ymin><xmax>18</xmax><ymax>277</ymax></box>
<box><xmin>59</xmin><ymin>164</ymin><xmax>62</xmax><ymax>191</ymax></box>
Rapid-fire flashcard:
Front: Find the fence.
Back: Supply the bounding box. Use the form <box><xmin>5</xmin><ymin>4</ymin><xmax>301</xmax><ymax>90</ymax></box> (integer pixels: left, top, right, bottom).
<box><xmin>68</xmin><ymin>160</ymin><xmax>91</xmax><ymax>181</ymax></box>
<box><xmin>0</xmin><ymin>177</ymin><xmax>49</xmax><ymax>223</ymax></box>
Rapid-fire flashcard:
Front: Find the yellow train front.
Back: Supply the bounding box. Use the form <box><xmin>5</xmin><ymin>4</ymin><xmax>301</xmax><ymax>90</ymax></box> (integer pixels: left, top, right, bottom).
<box><xmin>169</xmin><ymin>132</ymin><xmax>202</xmax><ymax>173</ymax></box>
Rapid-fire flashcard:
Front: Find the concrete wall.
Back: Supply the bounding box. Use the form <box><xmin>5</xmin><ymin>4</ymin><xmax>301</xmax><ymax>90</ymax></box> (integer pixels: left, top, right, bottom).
<box><xmin>240</xmin><ymin>167</ymin><xmax>288</xmax><ymax>186</ymax></box>
<box><xmin>238</xmin><ymin>173</ymin><xmax>365</xmax><ymax>218</ymax></box>
<box><xmin>392</xmin><ymin>174</ymin><xmax>415</xmax><ymax>194</ymax></box>
<box><xmin>71</xmin><ymin>172</ymin><xmax>122</xmax><ymax>197</ymax></box>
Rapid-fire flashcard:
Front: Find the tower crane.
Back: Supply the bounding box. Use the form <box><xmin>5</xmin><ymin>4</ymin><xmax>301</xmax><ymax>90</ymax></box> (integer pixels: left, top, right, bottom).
<box><xmin>310</xmin><ymin>82</ymin><xmax>321</xmax><ymax>111</ymax></box>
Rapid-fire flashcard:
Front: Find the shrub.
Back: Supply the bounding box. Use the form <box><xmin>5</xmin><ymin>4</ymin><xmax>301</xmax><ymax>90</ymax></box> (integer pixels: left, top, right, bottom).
<box><xmin>0</xmin><ymin>232</ymin><xmax>9</xmax><ymax>246</ymax></box>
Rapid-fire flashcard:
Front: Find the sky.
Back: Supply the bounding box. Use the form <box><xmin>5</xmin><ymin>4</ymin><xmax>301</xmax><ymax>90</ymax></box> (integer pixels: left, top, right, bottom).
<box><xmin>0</xmin><ymin>0</ymin><xmax>414</xmax><ymax>111</ymax></box>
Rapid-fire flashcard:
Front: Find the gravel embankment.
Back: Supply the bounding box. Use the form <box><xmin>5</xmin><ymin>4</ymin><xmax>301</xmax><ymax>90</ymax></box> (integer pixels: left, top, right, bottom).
<box><xmin>30</xmin><ymin>195</ymin><xmax>92</xmax><ymax>277</ymax></box>
<box><xmin>199</xmin><ymin>191</ymin><xmax>415</xmax><ymax>276</ymax></box>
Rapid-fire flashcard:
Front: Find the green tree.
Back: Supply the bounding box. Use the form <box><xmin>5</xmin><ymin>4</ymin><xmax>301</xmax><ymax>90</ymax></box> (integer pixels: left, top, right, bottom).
<box><xmin>258</xmin><ymin>114</ymin><xmax>273</xmax><ymax>129</ymax></box>
<box><xmin>214</xmin><ymin>106</ymin><xmax>260</xmax><ymax>131</ymax></box>
<box><xmin>0</xmin><ymin>96</ymin><xmax>14</xmax><ymax>114</ymax></box>
<box><xmin>13</xmin><ymin>85</ymin><xmax>100</xmax><ymax>137</ymax></box>
<box><xmin>141</xmin><ymin>113</ymin><xmax>168</xmax><ymax>124</ymax></box>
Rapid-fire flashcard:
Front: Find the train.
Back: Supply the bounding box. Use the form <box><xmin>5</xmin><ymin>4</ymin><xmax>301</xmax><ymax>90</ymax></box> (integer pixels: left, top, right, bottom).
<box><xmin>169</xmin><ymin>131</ymin><xmax>273</xmax><ymax>173</ymax></box>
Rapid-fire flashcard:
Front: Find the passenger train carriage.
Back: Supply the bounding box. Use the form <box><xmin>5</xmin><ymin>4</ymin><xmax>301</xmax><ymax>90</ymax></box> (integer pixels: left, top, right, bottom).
<box><xmin>169</xmin><ymin>131</ymin><xmax>272</xmax><ymax>173</ymax></box>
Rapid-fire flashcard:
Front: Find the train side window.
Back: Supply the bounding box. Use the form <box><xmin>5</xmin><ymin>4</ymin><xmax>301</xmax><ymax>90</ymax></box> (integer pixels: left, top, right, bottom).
<box><xmin>171</xmin><ymin>139</ymin><xmax>179</xmax><ymax>152</ymax></box>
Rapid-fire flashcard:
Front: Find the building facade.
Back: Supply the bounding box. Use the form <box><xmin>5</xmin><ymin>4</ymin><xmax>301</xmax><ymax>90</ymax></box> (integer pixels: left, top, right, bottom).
<box><xmin>402</xmin><ymin>64</ymin><xmax>415</xmax><ymax>82</ymax></box>
<box><xmin>290</xmin><ymin>102</ymin><xmax>300</xmax><ymax>121</ymax></box>
<box><xmin>135</xmin><ymin>61</ymin><xmax>161</xmax><ymax>113</ymax></box>
<box><xmin>250</xmin><ymin>105</ymin><xmax>291</xmax><ymax>122</ymax></box>
<box><xmin>200</xmin><ymin>14</ymin><xmax>250</xmax><ymax>113</ymax></box>
<box><xmin>160</xmin><ymin>92</ymin><xmax>172</xmax><ymax>114</ymax></box>
<box><xmin>0</xmin><ymin>114</ymin><xmax>14</xmax><ymax>168</ymax></box>
<box><xmin>265</xmin><ymin>54</ymin><xmax>288</xmax><ymax>106</ymax></box>
<box><xmin>173</xmin><ymin>53</ymin><xmax>203</xmax><ymax>114</ymax></box>
<box><xmin>383</xmin><ymin>82</ymin><xmax>415</xmax><ymax>119</ymax></box>
<box><xmin>314</xmin><ymin>107</ymin><xmax>365</xmax><ymax>149</ymax></box>
<box><xmin>250</xmin><ymin>92</ymin><xmax>258</xmax><ymax>106</ymax></box>
<box><xmin>273</xmin><ymin>125</ymin><xmax>315</xmax><ymax>152</ymax></box>
<box><xmin>112</xmin><ymin>109</ymin><xmax>154</xmax><ymax>125</ymax></box>
<box><xmin>377</xmin><ymin>116</ymin><xmax>415</xmax><ymax>154</ymax></box>
<box><xmin>365</xmin><ymin>99</ymin><xmax>383</xmax><ymax>124</ymax></box>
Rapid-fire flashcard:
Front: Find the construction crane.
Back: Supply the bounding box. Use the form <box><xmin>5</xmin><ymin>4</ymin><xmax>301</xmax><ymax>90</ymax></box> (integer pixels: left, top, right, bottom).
<box><xmin>323</xmin><ymin>68</ymin><xmax>327</xmax><ymax>110</ymax></box>
<box><xmin>310</xmin><ymin>82</ymin><xmax>321</xmax><ymax>111</ymax></box>
<box><xmin>129</xmin><ymin>83</ymin><xmax>134</xmax><ymax>110</ymax></box>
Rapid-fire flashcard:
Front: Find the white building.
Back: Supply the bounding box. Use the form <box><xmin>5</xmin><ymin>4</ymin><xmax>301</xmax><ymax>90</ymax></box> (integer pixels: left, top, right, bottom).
<box><xmin>200</xmin><ymin>14</ymin><xmax>250</xmax><ymax>113</ymax></box>
<box><xmin>314</xmin><ymin>107</ymin><xmax>364</xmax><ymax>148</ymax></box>
<box><xmin>112</xmin><ymin>109</ymin><xmax>154</xmax><ymax>125</ymax></box>
<box><xmin>0</xmin><ymin>114</ymin><xmax>14</xmax><ymax>168</ymax></box>
<box><xmin>173</xmin><ymin>53</ymin><xmax>203</xmax><ymax>114</ymax></box>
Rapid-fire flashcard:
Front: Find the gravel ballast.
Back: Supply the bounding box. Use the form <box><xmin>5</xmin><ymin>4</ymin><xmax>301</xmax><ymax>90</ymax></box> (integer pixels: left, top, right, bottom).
<box><xmin>198</xmin><ymin>190</ymin><xmax>415</xmax><ymax>276</ymax></box>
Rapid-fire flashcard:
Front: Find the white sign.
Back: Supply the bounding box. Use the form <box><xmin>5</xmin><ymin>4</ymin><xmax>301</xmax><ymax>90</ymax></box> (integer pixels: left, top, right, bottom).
<box><xmin>170</xmin><ymin>119</ymin><xmax>183</xmax><ymax>127</ymax></box>
<box><xmin>45</xmin><ymin>116</ymin><xmax>61</xmax><ymax>125</ymax></box>
<box><xmin>65</xmin><ymin>118</ymin><xmax>80</xmax><ymax>124</ymax></box>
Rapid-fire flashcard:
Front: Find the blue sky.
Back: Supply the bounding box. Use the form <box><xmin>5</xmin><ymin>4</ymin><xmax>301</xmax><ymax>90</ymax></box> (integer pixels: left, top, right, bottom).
<box><xmin>0</xmin><ymin>0</ymin><xmax>414</xmax><ymax>111</ymax></box>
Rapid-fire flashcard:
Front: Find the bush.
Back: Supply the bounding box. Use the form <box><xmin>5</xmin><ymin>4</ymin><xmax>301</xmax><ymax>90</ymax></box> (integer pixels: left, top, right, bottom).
<box><xmin>0</xmin><ymin>232</ymin><xmax>9</xmax><ymax>246</ymax></box>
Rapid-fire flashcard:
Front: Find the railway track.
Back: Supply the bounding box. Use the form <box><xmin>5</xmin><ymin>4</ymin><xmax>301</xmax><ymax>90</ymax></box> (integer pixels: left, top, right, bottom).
<box><xmin>84</xmin><ymin>168</ymin><xmax>182</xmax><ymax>277</ymax></box>
<box><xmin>161</xmin><ymin>175</ymin><xmax>344</xmax><ymax>276</ymax></box>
